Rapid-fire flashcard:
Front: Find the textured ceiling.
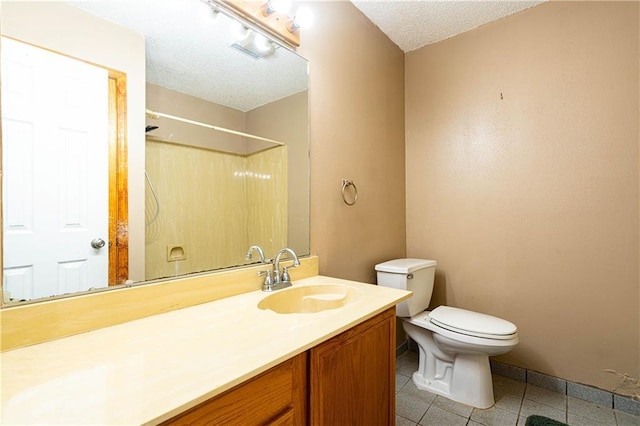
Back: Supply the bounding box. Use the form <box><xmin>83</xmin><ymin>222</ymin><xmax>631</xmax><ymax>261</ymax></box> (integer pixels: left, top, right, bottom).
<box><xmin>351</xmin><ymin>0</ymin><xmax>546</xmax><ymax>53</ymax></box>
<box><xmin>68</xmin><ymin>0</ymin><xmax>545</xmax><ymax>111</ymax></box>
<box><xmin>69</xmin><ymin>0</ymin><xmax>308</xmax><ymax>112</ymax></box>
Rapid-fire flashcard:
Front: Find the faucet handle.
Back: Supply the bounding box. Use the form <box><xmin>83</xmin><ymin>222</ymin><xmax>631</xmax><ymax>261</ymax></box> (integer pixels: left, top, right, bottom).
<box><xmin>281</xmin><ymin>267</ymin><xmax>291</xmax><ymax>283</ymax></box>
<box><xmin>258</xmin><ymin>269</ymin><xmax>273</xmax><ymax>290</ymax></box>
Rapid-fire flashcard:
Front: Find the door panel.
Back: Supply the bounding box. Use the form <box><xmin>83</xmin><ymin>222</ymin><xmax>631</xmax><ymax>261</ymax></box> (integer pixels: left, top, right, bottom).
<box><xmin>2</xmin><ymin>37</ymin><xmax>109</xmax><ymax>300</ymax></box>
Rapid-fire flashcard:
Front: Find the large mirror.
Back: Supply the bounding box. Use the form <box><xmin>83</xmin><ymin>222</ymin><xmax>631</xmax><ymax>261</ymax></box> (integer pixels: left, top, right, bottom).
<box><xmin>1</xmin><ymin>0</ymin><xmax>310</xmax><ymax>304</ymax></box>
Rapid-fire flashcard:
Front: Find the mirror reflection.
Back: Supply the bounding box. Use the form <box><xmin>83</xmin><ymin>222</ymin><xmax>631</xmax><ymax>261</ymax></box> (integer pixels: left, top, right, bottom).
<box><xmin>1</xmin><ymin>0</ymin><xmax>309</xmax><ymax>304</ymax></box>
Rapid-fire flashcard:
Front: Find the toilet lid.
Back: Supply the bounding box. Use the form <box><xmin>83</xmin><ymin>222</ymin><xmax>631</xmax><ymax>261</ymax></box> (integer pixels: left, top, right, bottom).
<box><xmin>429</xmin><ymin>306</ymin><xmax>517</xmax><ymax>340</ymax></box>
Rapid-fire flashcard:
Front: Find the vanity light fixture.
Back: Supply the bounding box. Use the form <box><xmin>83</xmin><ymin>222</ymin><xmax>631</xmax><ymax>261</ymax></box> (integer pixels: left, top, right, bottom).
<box><xmin>205</xmin><ymin>0</ymin><xmax>302</xmax><ymax>47</ymax></box>
<box><xmin>261</xmin><ymin>0</ymin><xmax>291</xmax><ymax>16</ymax></box>
<box><xmin>287</xmin><ymin>5</ymin><xmax>314</xmax><ymax>33</ymax></box>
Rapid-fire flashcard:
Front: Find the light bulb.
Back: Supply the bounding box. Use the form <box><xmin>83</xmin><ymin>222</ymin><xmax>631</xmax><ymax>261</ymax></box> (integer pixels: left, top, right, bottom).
<box><xmin>270</xmin><ymin>0</ymin><xmax>291</xmax><ymax>14</ymax></box>
<box><xmin>230</xmin><ymin>20</ymin><xmax>250</xmax><ymax>41</ymax></box>
<box><xmin>200</xmin><ymin>2</ymin><xmax>218</xmax><ymax>24</ymax></box>
<box><xmin>254</xmin><ymin>34</ymin><xmax>274</xmax><ymax>55</ymax></box>
<box><xmin>294</xmin><ymin>6</ymin><xmax>314</xmax><ymax>29</ymax></box>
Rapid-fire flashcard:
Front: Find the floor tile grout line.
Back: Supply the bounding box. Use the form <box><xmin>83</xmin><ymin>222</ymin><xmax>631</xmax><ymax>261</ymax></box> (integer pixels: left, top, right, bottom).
<box><xmin>565</xmin><ymin>385</ymin><xmax>569</xmax><ymax>424</ymax></box>
<box><xmin>517</xmin><ymin>382</ymin><xmax>527</xmax><ymax>423</ymax></box>
<box><xmin>416</xmin><ymin>393</ymin><xmax>434</xmax><ymax>426</ymax></box>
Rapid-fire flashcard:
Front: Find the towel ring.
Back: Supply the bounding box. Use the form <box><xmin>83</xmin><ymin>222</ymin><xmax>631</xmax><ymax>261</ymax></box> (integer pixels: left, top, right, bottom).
<box><xmin>341</xmin><ymin>179</ymin><xmax>358</xmax><ymax>206</ymax></box>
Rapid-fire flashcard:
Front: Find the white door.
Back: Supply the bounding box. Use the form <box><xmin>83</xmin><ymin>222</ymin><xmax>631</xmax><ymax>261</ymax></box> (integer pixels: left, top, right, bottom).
<box><xmin>2</xmin><ymin>37</ymin><xmax>109</xmax><ymax>301</ymax></box>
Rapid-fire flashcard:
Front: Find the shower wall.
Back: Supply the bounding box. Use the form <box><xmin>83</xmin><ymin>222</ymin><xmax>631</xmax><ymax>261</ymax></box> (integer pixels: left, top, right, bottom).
<box><xmin>246</xmin><ymin>147</ymin><xmax>288</xmax><ymax>263</ymax></box>
<box><xmin>145</xmin><ymin>142</ymin><xmax>286</xmax><ymax>281</ymax></box>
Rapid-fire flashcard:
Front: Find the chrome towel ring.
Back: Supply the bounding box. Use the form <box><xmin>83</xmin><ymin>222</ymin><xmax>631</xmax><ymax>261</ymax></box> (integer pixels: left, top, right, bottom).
<box><xmin>341</xmin><ymin>179</ymin><xmax>358</xmax><ymax>206</ymax></box>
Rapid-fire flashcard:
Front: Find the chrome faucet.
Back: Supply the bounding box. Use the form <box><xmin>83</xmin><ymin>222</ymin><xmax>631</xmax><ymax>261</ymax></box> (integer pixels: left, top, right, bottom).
<box><xmin>273</xmin><ymin>248</ymin><xmax>300</xmax><ymax>285</ymax></box>
<box><xmin>245</xmin><ymin>245</ymin><xmax>266</xmax><ymax>263</ymax></box>
<box><xmin>260</xmin><ymin>247</ymin><xmax>300</xmax><ymax>292</ymax></box>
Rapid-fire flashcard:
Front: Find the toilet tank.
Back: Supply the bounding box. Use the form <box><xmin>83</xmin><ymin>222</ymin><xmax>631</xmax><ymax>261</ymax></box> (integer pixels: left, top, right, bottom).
<box><xmin>375</xmin><ymin>258</ymin><xmax>437</xmax><ymax>317</ymax></box>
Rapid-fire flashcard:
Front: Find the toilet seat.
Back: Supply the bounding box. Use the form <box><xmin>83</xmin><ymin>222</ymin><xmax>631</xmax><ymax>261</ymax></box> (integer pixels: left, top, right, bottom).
<box><xmin>412</xmin><ymin>306</ymin><xmax>518</xmax><ymax>340</ymax></box>
<box><xmin>430</xmin><ymin>306</ymin><xmax>517</xmax><ymax>339</ymax></box>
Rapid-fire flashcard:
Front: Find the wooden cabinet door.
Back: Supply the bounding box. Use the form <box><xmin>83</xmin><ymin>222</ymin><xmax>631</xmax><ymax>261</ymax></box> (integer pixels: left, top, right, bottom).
<box><xmin>162</xmin><ymin>352</ymin><xmax>307</xmax><ymax>426</ymax></box>
<box><xmin>309</xmin><ymin>308</ymin><xmax>396</xmax><ymax>426</ymax></box>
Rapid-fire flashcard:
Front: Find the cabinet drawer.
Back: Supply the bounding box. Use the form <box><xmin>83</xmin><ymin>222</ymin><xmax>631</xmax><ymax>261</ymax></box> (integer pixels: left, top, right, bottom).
<box><xmin>163</xmin><ymin>352</ymin><xmax>306</xmax><ymax>425</ymax></box>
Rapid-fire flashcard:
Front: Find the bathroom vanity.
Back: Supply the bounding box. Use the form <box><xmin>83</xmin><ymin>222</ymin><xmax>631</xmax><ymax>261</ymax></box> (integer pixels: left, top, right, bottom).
<box><xmin>0</xmin><ymin>275</ymin><xmax>410</xmax><ymax>425</ymax></box>
<box><xmin>165</xmin><ymin>308</ymin><xmax>395</xmax><ymax>425</ymax></box>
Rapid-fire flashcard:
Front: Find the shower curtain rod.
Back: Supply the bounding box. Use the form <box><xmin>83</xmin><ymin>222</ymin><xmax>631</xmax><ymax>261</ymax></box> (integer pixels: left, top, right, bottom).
<box><xmin>145</xmin><ymin>109</ymin><xmax>286</xmax><ymax>146</ymax></box>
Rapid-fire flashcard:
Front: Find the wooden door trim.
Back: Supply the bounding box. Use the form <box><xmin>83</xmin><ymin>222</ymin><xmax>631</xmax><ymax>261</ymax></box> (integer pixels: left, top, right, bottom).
<box><xmin>108</xmin><ymin>71</ymin><xmax>129</xmax><ymax>285</ymax></box>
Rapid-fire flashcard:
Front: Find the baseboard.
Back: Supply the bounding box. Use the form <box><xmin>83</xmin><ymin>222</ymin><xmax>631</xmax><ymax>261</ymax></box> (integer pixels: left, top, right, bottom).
<box><xmin>490</xmin><ymin>360</ymin><xmax>640</xmax><ymax>417</ymax></box>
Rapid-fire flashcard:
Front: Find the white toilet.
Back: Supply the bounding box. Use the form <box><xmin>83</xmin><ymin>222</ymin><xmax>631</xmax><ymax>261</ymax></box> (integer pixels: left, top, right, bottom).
<box><xmin>376</xmin><ymin>258</ymin><xmax>518</xmax><ymax>409</ymax></box>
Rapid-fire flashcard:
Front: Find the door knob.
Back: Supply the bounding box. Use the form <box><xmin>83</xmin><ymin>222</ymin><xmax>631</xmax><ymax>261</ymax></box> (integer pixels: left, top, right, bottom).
<box><xmin>91</xmin><ymin>238</ymin><xmax>106</xmax><ymax>249</ymax></box>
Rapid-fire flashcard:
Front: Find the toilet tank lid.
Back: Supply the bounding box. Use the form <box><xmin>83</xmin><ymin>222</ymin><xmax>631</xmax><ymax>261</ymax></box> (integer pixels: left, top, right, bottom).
<box><xmin>375</xmin><ymin>258</ymin><xmax>437</xmax><ymax>274</ymax></box>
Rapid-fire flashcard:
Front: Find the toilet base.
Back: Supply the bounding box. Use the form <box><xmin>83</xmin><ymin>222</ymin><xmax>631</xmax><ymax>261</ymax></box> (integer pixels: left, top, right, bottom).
<box><xmin>404</xmin><ymin>321</ymin><xmax>496</xmax><ymax>409</ymax></box>
<box><xmin>411</xmin><ymin>351</ymin><xmax>495</xmax><ymax>409</ymax></box>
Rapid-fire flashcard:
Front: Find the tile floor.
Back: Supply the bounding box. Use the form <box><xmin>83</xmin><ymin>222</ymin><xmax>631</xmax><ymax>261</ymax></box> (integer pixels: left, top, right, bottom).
<box><xmin>396</xmin><ymin>351</ymin><xmax>640</xmax><ymax>426</ymax></box>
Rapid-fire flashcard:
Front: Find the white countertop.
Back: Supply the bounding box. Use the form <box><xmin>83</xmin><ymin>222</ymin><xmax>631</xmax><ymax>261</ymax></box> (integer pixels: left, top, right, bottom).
<box><xmin>1</xmin><ymin>275</ymin><xmax>411</xmax><ymax>425</ymax></box>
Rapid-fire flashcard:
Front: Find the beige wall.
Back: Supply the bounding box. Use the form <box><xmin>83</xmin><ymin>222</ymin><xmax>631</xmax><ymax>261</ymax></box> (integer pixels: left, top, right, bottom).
<box><xmin>298</xmin><ymin>1</ymin><xmax>407</xmax><ymax>284</ymax></box>
<box><xmin>146</xmin><ymin>83</ymin><xmax>249</xmax><ymax>155</ymax></box>
<box><xmin>406</xmin><ymin>1</ymin><xmax>639</xmax><ymax>392</ymax></box>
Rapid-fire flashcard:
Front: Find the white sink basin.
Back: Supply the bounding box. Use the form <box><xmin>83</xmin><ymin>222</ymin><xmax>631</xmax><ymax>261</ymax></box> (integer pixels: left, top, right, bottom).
<box><xmin>258</xmin><ymin>284</ymin><xmax>359</xmax><ymax>314</ymax></box>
